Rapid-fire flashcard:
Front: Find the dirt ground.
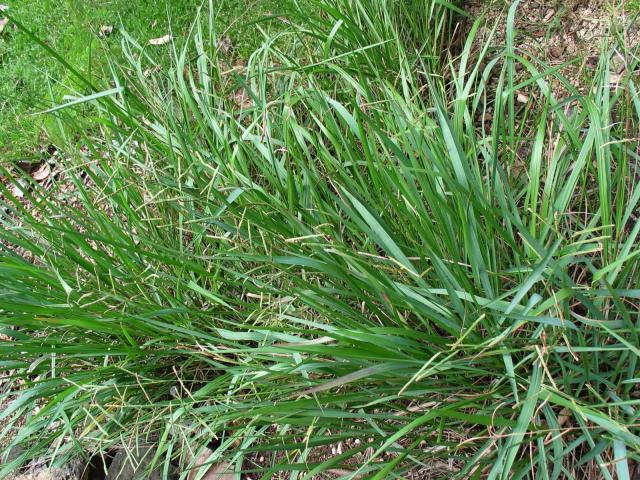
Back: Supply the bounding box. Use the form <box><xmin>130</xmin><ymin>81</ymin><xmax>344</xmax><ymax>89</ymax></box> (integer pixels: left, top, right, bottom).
<box><xmin>464</xmin><ymin>0</ymin><xmax>640</xmax><ymax>93</ymax></box>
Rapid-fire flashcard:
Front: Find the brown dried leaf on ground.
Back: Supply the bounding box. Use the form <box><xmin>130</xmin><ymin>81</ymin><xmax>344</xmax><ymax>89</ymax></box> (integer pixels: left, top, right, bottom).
<box><xmin>187</xmin><ymin>448</ymin><xmax>236</xmax><ymax>480</ymax></box>
<box><xmin>233</xmin><ymin>89</ymin><xmax>253</xmax><ymax>109</ymax></box>
<box><xmin>99</xmin><ymin>25</ymin><xmax>113</xmax><ymax>38</ymax></box>
<box><xmin>149</xmin><ymin>34</ymin><xmax>172</xmax><ymax>46</ymax></box>
<box><xmin>31</xmin><ymin>163</ymin><xmax>51</xmax><ymax>182</ymax></box>
<box><xmin>9</xmin><ymin>179</ymin><xmax>26</xmax><ymax>199</ymax></box>
<box><xmin>218</xmin><ymin>36</ymin><xmax>233</xmax><ymax>55</ymax></box>
<box><xmin>221</xmin><ymin>61</ymin><xmax>247</xmax><ymax>77</ymax></box>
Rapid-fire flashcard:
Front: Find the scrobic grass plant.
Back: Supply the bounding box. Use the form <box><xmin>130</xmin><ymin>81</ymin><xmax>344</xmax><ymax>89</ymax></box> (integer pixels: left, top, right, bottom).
<box><xmin>1</xmin><ymin>0</ymin><xmax>639</xmax><ymax>478</ymax></box>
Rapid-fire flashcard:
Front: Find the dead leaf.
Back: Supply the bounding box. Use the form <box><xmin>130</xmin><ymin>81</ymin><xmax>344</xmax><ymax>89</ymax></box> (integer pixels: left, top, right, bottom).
<box><xmin>182</xmin><ymin>65</ymin><xmax>200</xmax><ymax>84</ymax></box>
<box><xmin>149</xmin><ymin>34</ymin><xmax>172</xmax><ymax>46</ymax></box>
<box><xmin>543</xmin><ymin>9</ymin><xmax>555</xmax><ymax>22</ymax></box>
<box><xmin>233</xmin><ymin>89</ymin><xmax>253</xmax><ymax>109</ymax></box>
<box><xmin>218</xmin><ymin>36</ymin><xmax>232</xmax><ymax>55</ymax></box>
<box><xmin>610</xmin><ymin>73</ymin><xmax>621</xmax><ymax>86</ymax></box>
<box><xmin>194</xmin><ymin>462</ymin><xmax>235</xmax><ymax>480</ymax></box>
<box><xmin>0</xmin><ymin>17</ymin><xmax>8</xmax><ymax>34</ymax></box>
<box><xmin>222</xmin><ymin>61</ymin><xmax>246</xmax><ymax>76</ymax></box>
<box><xmin>549</xmin><ymin>45</ymin><xmax>564</xmax><ymax>59</ymax></box>
<box><xmin>143</xmin><ymin>65</ymin><xmax>161</xmax><ymax>77</ymax></box>
<box><xmin>98</xmin><ymin>25</ymin><xmax>113</xmax><ymax>38</ymax></box>
<box><xmin>187</xmin><ymin>448</ymin><xmax>236</xmax><ymax>480</ymax></box>
<box><xmin>557</xmin><ymin>407</ymin><xmax>572</xmax><ymax>427</ymax></box>
<box><xmin>31</xmin><ymin>163</ymin><xmax>51</xmax><ymax>181</ymax></box>
<box><xmin>9</xmin><ymin>179</ymin><xmax>26</xmax><ymax>198</ymax></box>
<box><xmin>516</xmin><ymin>92</ymin><xmax>529</xmax><ymax>104</ymax></box>
<box><xmin>512</xmin><ymin>157</ymin><xmax>526</xmax><ymax>177</ymax></box>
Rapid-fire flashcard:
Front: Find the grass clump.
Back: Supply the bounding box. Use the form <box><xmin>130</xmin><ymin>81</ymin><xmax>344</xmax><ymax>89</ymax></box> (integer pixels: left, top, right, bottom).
<box><xmin>1</xmin><ymin>0</ymin><xmax>639</xmax><ymax>478</ymax></box>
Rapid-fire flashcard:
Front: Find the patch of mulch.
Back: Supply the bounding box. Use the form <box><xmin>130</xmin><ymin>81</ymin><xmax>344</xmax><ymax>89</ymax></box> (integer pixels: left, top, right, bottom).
<box><xmin>461</xmin><ymin>0</ymin><xmax>640</xmax><ymax>96</ymax></box>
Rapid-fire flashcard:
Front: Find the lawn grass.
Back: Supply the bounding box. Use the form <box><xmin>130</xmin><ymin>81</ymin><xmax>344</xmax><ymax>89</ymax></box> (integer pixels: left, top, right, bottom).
<box><xmin>1</xmin><ymin>0</ymin><xmax>639</xmax><ymax>478</ymax></box>
<box><xmin>0</xmin><ymin>0</ymin><xmax>297</xmax><ymax>162</ymax></box>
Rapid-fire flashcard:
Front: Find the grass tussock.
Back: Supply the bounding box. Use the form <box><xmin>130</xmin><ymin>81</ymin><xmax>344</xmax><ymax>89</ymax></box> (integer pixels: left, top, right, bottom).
<box><xmin>1</xmin><ymin>0</ymin><xmax>640</xmax><ymax>478</ymax></box>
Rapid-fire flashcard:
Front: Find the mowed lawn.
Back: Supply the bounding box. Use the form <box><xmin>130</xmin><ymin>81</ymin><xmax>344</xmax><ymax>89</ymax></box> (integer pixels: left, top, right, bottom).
<box><xmin>0</xmin><ymin>0</ymin><xmax>288</xmax><ymax>160</ymax></box>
